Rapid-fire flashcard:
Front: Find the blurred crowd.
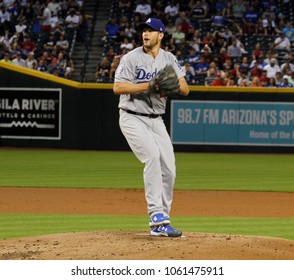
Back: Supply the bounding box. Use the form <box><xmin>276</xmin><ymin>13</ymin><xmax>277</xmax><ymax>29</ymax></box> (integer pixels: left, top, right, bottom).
<box><xmin>0</xmin><ymin>0</ymin><xmax>89</xmax><ymax>79</ymax></box>
<box><xmin>96</xmin><ymin>0</ymin><xmax>294</xmax><ymax>87</ymax></box>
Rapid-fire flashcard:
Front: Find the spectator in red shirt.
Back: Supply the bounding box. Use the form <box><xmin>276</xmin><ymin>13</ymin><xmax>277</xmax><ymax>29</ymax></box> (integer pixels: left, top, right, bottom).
<box><xmin>211</xmin><ymin>72</ymin><xmax>227</xmax><ymax>86</ymax></box>
<box><xmin>21</xmin><ymin>35</ymin><xmax>36</xmax><ymax>53</ymax></box>
<box><xmin>250</xmin><ymin>61</ymin><xmax>262</xmax><ymax>78</ymax></box>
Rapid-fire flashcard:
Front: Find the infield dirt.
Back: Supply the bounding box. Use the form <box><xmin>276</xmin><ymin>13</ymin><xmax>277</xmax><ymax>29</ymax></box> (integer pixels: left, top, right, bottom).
<box><xmin>0</xmin><ymin>188</ymin><xmax>294</xmax><ymax>260</ymax></box>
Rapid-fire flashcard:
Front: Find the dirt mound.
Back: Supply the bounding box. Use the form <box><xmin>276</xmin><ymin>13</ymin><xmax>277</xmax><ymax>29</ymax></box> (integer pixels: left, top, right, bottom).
<box><xmin>1</xmin><ymin>231</ymin><xmax>294</xmax><ymax>260</ymax></box>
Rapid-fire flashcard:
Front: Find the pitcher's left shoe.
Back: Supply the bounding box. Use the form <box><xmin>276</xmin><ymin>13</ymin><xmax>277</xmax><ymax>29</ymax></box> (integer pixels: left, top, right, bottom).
<box><xmin>150</xmin><ymin>224</ymin><xmax>182</xmax><ymax>237</ymax></box>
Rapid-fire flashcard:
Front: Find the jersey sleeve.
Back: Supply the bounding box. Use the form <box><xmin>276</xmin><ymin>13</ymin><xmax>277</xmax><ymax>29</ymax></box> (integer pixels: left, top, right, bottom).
<box><xmin>168</xmin><ymin>52</ymin><xmax>186</xmax><ymax>79</ymax></box>
<box><xmin>114</xmin><ymin>54</ymin><xmax>134</xmax><ymax>83</ymax></box>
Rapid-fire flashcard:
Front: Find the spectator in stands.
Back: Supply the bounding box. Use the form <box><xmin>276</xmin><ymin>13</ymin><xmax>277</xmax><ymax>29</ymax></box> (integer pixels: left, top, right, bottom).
<box><xmin>186</xmin><ymin>48</ymin><xmax>200</xmax><ymax>69</ymax></box>
<box><xmin>242</xmin><ymin>5</ymin><xmax>259</xmax><ymax>35</ymax></box>
<box><xmin>261</xmin><ymin>13</ymin><xmax>279</xmax><ymax>35</ymax></box>
<box><xmin>220</xmin><ymin>57</ymin><xmax>232</xmax><ymax>72</ymax></box>
<box><xmin>232</xmin><ymin>0</ymin><xmax>246</xmax><ymax>22</ymax></box>
<box><xmin>190</xmin><ymin>0</ymin><xmax>207</xmax><ymax>26</ymax></box>
<box><xmin>43</xmin><ymin>35</ymin><xmax>56</xmax><ymax>53</ymax></box>
<box><xmin>250</xmin><ymin>76</ymin><xmax>262</xmax><ymax>87</ymax></box>
<box><xmin>174</xmin><ymin>49</ymin><xmax>185</xmax><ymax>66</ymax></box>
<box><xmin>239</xmin><ymin>56</ymin><xmax>250</xmax><ymax>74</ymax></box>
<box><xmin>184</xmin><ymin>61</ymin><xmax>196</xmax><ymax>85</ymax></box>
<box><xmin>281</xmin><ymin>54</ymin><xmax>294</xmax><ymax>73</ymax></box>
<box><xmin>11</xmin><ymin>51</ymin><xmax>26</xmax><ymax>67</ymax></box>
<box><xmin>56</xmin><ymin>34</ymin><xmax>69</xmax><ymax>52</ymax></box>
<box><xmin>48</xmin><ymin>0</ymin><xmax>62</xmax><ymax>18</ymax></box>
<box><xmin>200</xmin><ymin>44</ymin><xmax>214</xmax><ymax>64</ymax></box>
<box><xmin>120</xmin><ymin>37</ymin><xmax>134</xmax><ymax>52</ymax></box>
<box><xmin>189</xmin><ymin>29</ymin><xmax>201</xmax><ymax>52</ymax></box>
<box><xmin>229</xmin><ymin>61</ymin><xmax>241</xmax><ymax>80</ymax></box>
<box><xmin>194</xmin><ymin>56</ymin><xmax>210</xmax><ymax>74</ymax></box>
<box><xmin>222</xmin><ymin>1</ymin><xmax>234</xmax><ymax>20</ymax></box>
<box><xmin>252</xmin><ymin>42</ymin><xmax>263</xmax><ymax>60</ymax></box>
<box><xmin>211</xmin><ymin>72</ymin><xmax>227</xmax><ymax>86</ymax></box>
<box><xmin>135</xmin><ymin>0</ymin><xmax>151</xmax><ymax>21</ymax></box>
<box><xmin>151</xmin><ymin>1</ymin><xmax>163</xmax><ymax>18</ymax></box>
<box><xmin>64</xmin><ymin>54</ymin><xmax>74</xmax><ymax>79</ymax></box>
<box><xmin>0</xmin><ymin>6</ymin><xmax>14</xmax><ymax>33</ymax></box>
<box><xmin>50</xmin><ymin>21</ymin><xmax>65</xmax><ymax>39</ymax></box>
<box><xmin>0</xmin><ymin>52</ymin><xmax>12</xmax><ymax>63</ymax></box>
<box><xmin>21</xmin><ymin>34</ymin><xmax>36</xmax><ymax>53</ymax></box>
<box><xmin>95</xmin><ymin>56</ymin><xmax>110</xmax><ymax>83</ymax></box>
<box><xmin>109</xmin><ymin>55</ymin><xmax>120</xmax><ymax>82</ymax></box>
<box><xmin>25</xmin><ymin>52</ymin><xmax>37</xmax><ymax>69</ymax></box>
<box><xmin>18</xmin><ymin>3</ymin><xmax>33</xmax><ymax>23</ymax></box>
<box><xmin>171</xmin><ymin>25</ymin><xmax>185</xmax><ymax>46</ymax></box>
<box><xmin>164</xmin><ymin>20</ymin><xmax>176</xmax><ymax>41</ymax></box>
<box><xmin>259</xmin><ymin>70</ymin><xmax>269</xmax><ymax>86</ymax></box>
<box><xmin>250</xmin><ymin>61</ymin><xmax>262</xmax><ymax>78</ymax></box>
<box><xmin>14</xmin><ymin>19</ymin><xmax>27</xmax><ymax>37</ymax></box>
<box><xmin>104</xmin><ymin>17</ymin><xmax>120</xmax><ymax>41</ymax></box>
<box><xmin>288</xmin><ymin>72</ymin><xmax>294</xmax><ymax>87</ymax></box>
<box><xmin>175</xmin><ymin>11</ymin><xmax>193</xmax><ymax>35</ymax></box>
<box><xmin>263</xmin><ymin>58</ymin><xmax>281</xmax><ymax>78</ymax></box>
<box><xmin>266</xmin><ymin>77</ymin><xmax>276</xmax><ymax>87</ymax></box>
<box><xmin>32</xmin><ymin>0</ymin><xmax>43</xmax><ymax>18</ymax></box>
<box><xmin>36</xmin><ymin>58</ymin><xmax>48</xmax><ymax>72</ymax></box>
<box><xmin>176</xmin><ymin>12</ymin><xmax>194</xmax><ymax>37</ymax></box>
<box><xmin>264</xmin><ymin>50</ymin><xmax>278</xmax><ymax>65</ymax></box>
<box><xmin>212</xmin><ymin>29</ymin><xmax>226</xmax><ymax>53</ymax></box>
<box><xmin>38</xmin><ymin>1</ymin><xmax>52</xmax><ymax>33</ymax></box>
<box><xmin>215</xmin><ymin>0</ymin><xmax>226</xmax><ymax>14</ymax></box>
<box><xmin>38</xmin><ymin>50</ymin><xmax>55</xmax><ymax>72</ymax></box>
<box><xmin>227</xmin><ymin>39</ymin><xmax>242</xmax><ymax>57</ymax></box>
<box><xmin>65</xmin><ymin>8</ymin><xmax>79</xmax><ymax>30</ymax></box>
<box><xmin>201</xmin><ymin>32</ymin><xmax>214</xmax><ymax>49</ymax></box>
<box><xmin>272</xmin><ymin>33</ymin><xmax>291</xmax><ymax>51</ymax></box>
<box><xmin>217</xmin><ymin>47</ymin><xmax>230</xmax><ymax>67</ymax></box>
<box><xmin>282</xmin><ymin>22</ymin><xmax>294</xmax><ymax>42</ymax></box>
<box><xmin>118</xmin><ymin>21</ymin><xmax>136</xmax><ymax>42</ymax></box>
<box><xmin>237</xmin><ymin>73</ymin><xmax>249</xmax><ymax>87</ymax></box>
<box><xmin>232</xmin><ymin>34</ymin><xmax>247</xmax><ymax>54</ymax></box>
<box><xmin>220</xmin><ymin>27</ymin><xmax>233</xmax><ymax>42</ymax></box>
<box><xmin>205</xmin><ymin>62</ymin><xmax>219</xmax><ymax>86</ymax></box>
<box><xmin>200</xmin><ymin>10</ymin><xmax>230</xmax><ymax>29</ymax></box>
<box><xmin>164</xmin><ymin>1</ymin><xmax>179</xmax><ymax>20</ymax></box>
<box><xmin>274</xmin><ymin>71</ymin><xmax>283</xmax><ymax>86</ymax></box>
<box><xmin>279</xmin><ymin>75</ymin><xmax>293</xmax><ymax>87</ymax></box>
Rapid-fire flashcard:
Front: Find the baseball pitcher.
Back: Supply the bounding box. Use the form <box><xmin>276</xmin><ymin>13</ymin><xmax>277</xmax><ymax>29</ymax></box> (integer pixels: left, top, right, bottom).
<box><xmin>113</xmin><ymin>18</ymin><xmax>189</xmax><ymax>237</ymax></box>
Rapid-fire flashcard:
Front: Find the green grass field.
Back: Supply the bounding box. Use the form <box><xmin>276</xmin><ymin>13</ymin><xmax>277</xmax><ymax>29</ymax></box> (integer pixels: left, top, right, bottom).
<box><xmin>0</xmin><ymin>149</ymin><xmax>294</xmax><ymax>240</ymax></box>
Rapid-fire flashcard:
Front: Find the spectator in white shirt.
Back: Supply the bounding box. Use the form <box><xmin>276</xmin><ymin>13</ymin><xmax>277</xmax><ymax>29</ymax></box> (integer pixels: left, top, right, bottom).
<box><xmin>135</xmin><ymin>0</ymin><xmax>151</xmax><ymax>20</ymax></box>
<box><xmin>65</xmin><ymin>8</ymin><xmax>80</xmax><ymax>29</ymax></box>
<box><xmin>263</xmin><ymin>58</ymin><xmax>281</xmax><ymax>78</ymax></box>
<box><xmin>12</xmin><ymin>52</ymin><xmax>26</xmax><ymax>67</ymax></box>
<box><xmin>164</xmin><ymin>1</ymin><xmax>179</xmax><ymax>19</ymax></box>
<box><xmin>120</xmin><ymin>37</ymin><xmax>134</xmax><ymax>52</ymax></box>
<box><xmin>272</xmin><ymin>33</ymin><xmax>291</xmax><ymax>50</ymax></box>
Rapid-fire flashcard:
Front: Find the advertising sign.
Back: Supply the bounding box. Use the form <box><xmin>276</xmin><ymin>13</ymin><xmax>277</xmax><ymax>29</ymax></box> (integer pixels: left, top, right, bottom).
<box><xmin>0</xmin><ymin>88</ymin><xmax>61</xmax><ymax>140</ymax></box>
<box><xmin>171</xmin><ymin>100</ymin><xmax>294</xmax><ymax>146</ymax></box>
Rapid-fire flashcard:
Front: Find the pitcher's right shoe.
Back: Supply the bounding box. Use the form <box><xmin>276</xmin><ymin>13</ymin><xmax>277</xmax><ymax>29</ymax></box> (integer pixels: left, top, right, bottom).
<box><xmin>149</xmin><ymin>213</ymin><xmax>170</xmax><ymax>226</ymax></box>
<box><xmin>150</xmin><ymin>224</ymin><xmax>182</xmax><ymax>237</ymax></box>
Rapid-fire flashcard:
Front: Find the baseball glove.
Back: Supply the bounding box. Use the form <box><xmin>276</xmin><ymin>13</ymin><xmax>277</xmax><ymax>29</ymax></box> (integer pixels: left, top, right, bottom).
<box><xmin>149</xmin><ymin>65</ymin><xmax>180</xmax><ymax>97</ymax></box>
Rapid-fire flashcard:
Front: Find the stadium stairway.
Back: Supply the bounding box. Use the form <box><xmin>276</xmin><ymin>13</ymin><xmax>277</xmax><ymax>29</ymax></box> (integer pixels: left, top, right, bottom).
<box><xmin>71</xmin><ymin>0</ymin><xmax>110</xmax><ymax>82</ymax></box>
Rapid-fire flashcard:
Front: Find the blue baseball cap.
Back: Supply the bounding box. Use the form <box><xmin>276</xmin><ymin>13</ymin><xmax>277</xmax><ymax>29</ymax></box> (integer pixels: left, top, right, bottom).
<box><xmin>138</xmin><ymin>18</ymin><xmax>165</xmax><ymax>33</ymax></box>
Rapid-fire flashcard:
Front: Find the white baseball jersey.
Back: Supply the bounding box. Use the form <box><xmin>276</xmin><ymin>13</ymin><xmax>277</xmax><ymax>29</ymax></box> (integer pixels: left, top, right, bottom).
<box><xmin>115</xmin><ymin>46</ymin><xmax>186</xmax><ymax>115</ymax></box>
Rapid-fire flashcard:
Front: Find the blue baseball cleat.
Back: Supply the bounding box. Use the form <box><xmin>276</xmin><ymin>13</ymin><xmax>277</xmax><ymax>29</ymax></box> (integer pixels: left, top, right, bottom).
<box><xmin>150</xmin><ymin>224</ymin><xmax>182</xmax><ymax>237</ymax></box>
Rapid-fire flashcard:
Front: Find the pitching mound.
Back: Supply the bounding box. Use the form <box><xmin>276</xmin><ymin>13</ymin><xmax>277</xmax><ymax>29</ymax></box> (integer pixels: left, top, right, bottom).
<box><xmin>1</xmin><ymin>188</ymin><xmax>294</xmax><ymax>260</ymax></box>
<box><xmin>1</xmin><ymin>231</ymin><xmax>294</xmax><ymax>260</ymax></box>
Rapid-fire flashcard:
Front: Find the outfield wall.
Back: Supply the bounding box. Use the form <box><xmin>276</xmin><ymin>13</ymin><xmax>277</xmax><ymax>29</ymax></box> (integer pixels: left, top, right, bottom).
<box><xmin>1</xmin><ymin>62</ymin><xmax>294</xmax><ymax>153</ymax></box>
